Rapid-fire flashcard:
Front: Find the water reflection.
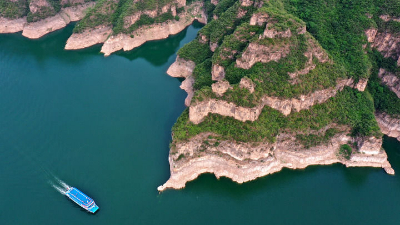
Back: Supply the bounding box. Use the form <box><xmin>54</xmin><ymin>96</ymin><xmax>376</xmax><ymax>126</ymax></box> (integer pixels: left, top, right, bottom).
<box><xmin>0</xmin><ymin>21</ymin><xmax>203</xmax><ymax>67</ymax></box>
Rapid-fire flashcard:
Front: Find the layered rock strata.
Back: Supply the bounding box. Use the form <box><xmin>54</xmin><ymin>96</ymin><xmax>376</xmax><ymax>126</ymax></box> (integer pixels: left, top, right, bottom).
<box><xmin>366</xmin><ymin>28</ymin><xmax>400</xmax><ymax>66</ymax></box>
<box><xmin>158</xmin><ymin>130</ymin><xmax>394</xmax><ymax>191</ymax></box>
<box><xmin>100</xmin><ymin>2</ymin><xmax>207</xmax><ymax>56</ymax></box>
<box><xmin>0</xmin><ymin>2</ymin><xmax>95</xmax><ymax>38</ymax></box>
<box><xmin>376</xmin><ymin>112</ymin><xmax>400</xmax><ymax>141</ymax></box>
<box><xmin>378</xmin><ymin>68</ymin><xmax>400</xmax><ymax>98</ymax></box>
<box><xmin>189</xmin><ymin>78</ymin><xmax>362</xmax><ymax>124</ymax></box>
<box><xmin>166</xmin><ymin>56</ymin><xmax>196</xmax><ymax>106</ymax></box>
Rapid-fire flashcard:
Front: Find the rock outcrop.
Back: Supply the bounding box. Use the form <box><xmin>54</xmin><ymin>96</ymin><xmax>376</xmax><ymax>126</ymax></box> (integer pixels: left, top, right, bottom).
<box><xmin>212</xmin><ymin>80</ymin><xmax>231</xmax><ymax>96</ymax></box>
<box><xmin>166</xmin><ymin>56</ymin><xmax>196</xmax><ymax>106</ymax></box>
<box><xmin>189</xmin><ymin>78</ymin><xmax>357</xmax><ymax>124</ymax></box>
<box><xmin>100</xmin><ymin>2</ymin><xmax>206</xmax><ymax>56</ymax></box>
<box><xmin>236</xmin><ymin>42</ymin><xmax>291</xmax><ymax>69</ymax></box>
<box><xmin>0</xmin><ymin>17</ymin><xmax>27</xmax><ymax>33</ymax></box>
<box><xmin>376</xmin><ymin>112</ymin><xmax>400</xmax><ymax>141</ymax></box>
<box><xmin>158</xmin><ymin>129</ymin><xmax>393</xmax><ymax>191</ymax></box>
<box><xmin>0</xmin><ymin>2</ymin><xmax>94</xmax><ymax>38</ymax></box>
<box><xmin>366</xmin><ymin>28</ymin><xmax>400</xmax><ymax>66</ymax></box>
<box><xmin>378</xmin><ymin>68</ymin><xmax>400</xmax><ymax>98</ymax></box>
<box><xmin>65</xmin><ymin>25</ymin><xmax>113</xmax><ymax>50</ymax></box>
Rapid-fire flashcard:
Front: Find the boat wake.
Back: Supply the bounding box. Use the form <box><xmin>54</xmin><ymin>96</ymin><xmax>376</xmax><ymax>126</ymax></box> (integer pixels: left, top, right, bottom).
<box><xmin>50</xmin><ymin>177</ymin><xmax>70</xmax><ymax>195</ymax></box>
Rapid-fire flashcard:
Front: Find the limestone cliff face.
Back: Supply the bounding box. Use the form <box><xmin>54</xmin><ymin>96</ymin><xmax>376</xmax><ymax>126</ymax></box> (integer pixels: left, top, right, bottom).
<box><xmin>376</xmin><ymin>112</ymin><xmax>400</xmax><ymax>141</ymax></box>
<box><xmin>29</xmin><ymin>0</ymin><xmax>53</xmax><ymax>14</ymax></box>
<box><xmin>0</xmin><ymin>17</ymin><xmax>27</xmax><ymax>33</ymax></box>
<box><xmin>166</xmin><ymin>56</ymin><xmax>196</xmax><ymax>106</ymax></box>
<box><xmin>0</xmin><ymin>2</ymin><xmax>95</xmax><ymax>38</ymax></box>
<box><xmin>158</xmin><ymin>129</ymin><xmax>394</xmax><ymax>191</ymax></box>
<box><xmin>236</xmin><ymin>42</ymin><xmax>291</xmax><ymax>69</ymax></box>
<box><xmin>378</xmin><ymin>68</ymin><xmax>400</xmax><ymax>98</ymax></box>
<box><xmin>100</xmin><ymin>2</ymin><xmax>206</xmax><ymax>56</ymax></box>
<box><xmin>189</xmin><ymin>78</ymin><xmax>364</xmax><ymax>124</ymax></box>
<box><xmin>366</xmin><ymin>28</ymin><xmax>400</xmax><ymax>66</ymax></box>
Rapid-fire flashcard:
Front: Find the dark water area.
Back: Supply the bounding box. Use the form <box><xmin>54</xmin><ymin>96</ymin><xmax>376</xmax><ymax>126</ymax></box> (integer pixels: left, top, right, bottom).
<box><xmin>1</xmin><ymin>23</ymin><xmax>400</xmax><ymax>225</ymax></box>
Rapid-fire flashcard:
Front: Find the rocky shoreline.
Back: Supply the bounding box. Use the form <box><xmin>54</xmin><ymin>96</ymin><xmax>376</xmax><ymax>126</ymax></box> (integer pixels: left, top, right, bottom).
<box><xmin>158</xmin><ymin>129</ymin><xmax>394</xmax><ymax>192</ymax></box>
<box><xmin>0</xmin><ymin>2</ymin><xmax>95</xmax><ymax>39</ymax></box>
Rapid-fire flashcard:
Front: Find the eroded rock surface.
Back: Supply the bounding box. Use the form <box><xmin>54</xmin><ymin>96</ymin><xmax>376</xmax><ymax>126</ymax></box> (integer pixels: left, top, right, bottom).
<box><xmin>100</xmin><ymin>2</ymin><xmax>206</xmax><ymax>56</ymax></box>
<box><xmin>378</xmin><ymin>68</ymin><xmax>400</xmax><ymax>98</ymax></box>
<box><xmin>376</xmin><ymin>112</ymin><xmax>400</xmax><ymax>141</ymax></box>
<box><xmin>189</xmin><ymin>78</ymin><xmax>355</xmax><ymax>124</ymax></box>
<box><xmin>65</xmin><ymin>26</ymin><xmax>112</xmax><ymax>50</ymax></box>
<box><xmin>366</xmin><ymin>28</ymin><xmax>400</xmax><ymax>66</ymax></box>
<box><xmin>166</xmin><ymin>56</ymin><xmax>196</xmax><ymax>106</ymax></box>
<box><xmin>158</xmin><ymin>129</ymin><xmax>393</xmax><ymax>191</ymax></box>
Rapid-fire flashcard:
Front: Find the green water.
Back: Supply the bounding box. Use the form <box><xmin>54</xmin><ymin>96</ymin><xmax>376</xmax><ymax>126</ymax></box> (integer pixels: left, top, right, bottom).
<box><xmin>1</xmin><ymin>23</ymin><xmax>400</xmax><ymax>225</ymax></box>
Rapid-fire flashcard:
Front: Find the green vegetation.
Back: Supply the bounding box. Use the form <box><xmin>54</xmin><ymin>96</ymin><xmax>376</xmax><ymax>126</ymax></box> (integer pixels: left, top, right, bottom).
<box><xmin>0</xmin><ymin>0</ymin><xmax>28</xmax><ymax>19</ymax></box>
<box><xmin>173</xmin><ymin>88</ymin><xmax>381</xmax><ymax>144</ymax></box>
<box><xmin>178</xmin><ymin>39</ymin><xmax>212</xmax><ymax>64</ymax></box>
<box><xmin>284</xmin><ymin>0</ymin><xmax>374</xmax><ymax>80</ymax></box>
<box><xmin>112</xmin><ymin>0</ymin><xmax>179</xmax><ymax>34</ymax></box>
<box><xmin>367</xmin><ymin>50</ymin><xmax>400</xmax><ymax>116</ymax></box>
<box><xmin>339</xmin><ymin>144</ymin><xmax>352</xmax><ymax>160</ymax></box>
<box><xmin>170</xmin><ymin>0</ymin><xmax>400</xmax><ymax>149</ymax></box>
<box><xmin>74</xmin><ymin>0</ymin><xmax>120</xmax><ymax>33</ymax></box>
<box><xmin>296</xmin><ymin>128</ymin><xmax>340</xmax><ymax>149</ymax></box>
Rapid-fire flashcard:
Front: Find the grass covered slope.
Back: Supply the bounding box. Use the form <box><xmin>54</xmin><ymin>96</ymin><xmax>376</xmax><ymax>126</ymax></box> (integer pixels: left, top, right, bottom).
<box><xmin>169</xmin><ymin>0</ymin><xmax>400</xmax><ymax>149</ymax></box>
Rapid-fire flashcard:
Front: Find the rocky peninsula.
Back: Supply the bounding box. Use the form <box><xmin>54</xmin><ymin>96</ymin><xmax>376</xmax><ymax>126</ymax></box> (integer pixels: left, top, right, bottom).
<box><xmin>2</xmin><ymin>0</ymin><xmax>400</xmax><ymax>192</ymax></box>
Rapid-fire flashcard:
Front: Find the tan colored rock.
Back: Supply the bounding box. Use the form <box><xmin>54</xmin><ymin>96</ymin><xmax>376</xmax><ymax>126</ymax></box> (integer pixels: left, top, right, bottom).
<box><xmin>356</xmin><ymin>136</ymin><xmax>382</xmax><ymax>155</ymax></box>
<box><xmin>378</xmin><ymin>68</ymin><xmax>400</xmax><ymax>98</ymax></box>
<box><xmin>189</xmin><ymin>78</ymin><xmax>354</xmax><ymax>124</ymax></box>
<box><xmin>167</xmin><ymin>56</ymin><xmax>196</xmax><ymax>106</ymax></box>
<box><xmin>211</xmin><ymin>64</ymin><xmax>225</xmax><ymax>81</ymax></box>
<box><xmin>0</xmin><ymin>17</ymin><xmax>27</xmax><ymax>33</ymax></box>
<box><xmin>63</xmin><ymin>2</ymin><xmax>95</xmax><ymax>21</ymax></box>
<box><xmin>167</xmin><ymin>56</ymin><xmax>195</xmax><ymax>78</ymax></box>
<box><xmin>355</xmin><ymin>78</ymin><xmax>368</xmax><ymax>92</ymax></box>
<box><xmin>263</xmin><ymin>27</ymin><xmax>292</xmax><ymax>39</ymax></box>
<box><xmin>22</xmin><ymin>13</ymin><xmax>70</xmax><ymax>39</ymax></box>
<box><xmin>65</xmin><ymin>26</ymin><xmax>112</xmax><ymax>50</ymax></box>
<box><xmin>101</xmin><ymin>2</ymin><xmax>206</xmax><ymax>56</ymax></box>
<box><xmin>212</xmin><ymin>80</ymin><xmax>231</xmax><ymax>96</ymax></box>
<box><xmin>29</xmin><ymin>0</ymin><xmax>53</xmax><ymax>14</ymax></box>
<box><xmin>158</xmin><ymin>129</ymin><xmax>393</xmax><ymax>191</ymax></box>
<box><xmin>211</xmin><ymin>0</ymin><xmax>218</xmax><ymax>5</ymax></box>
<box><xmin>239</xmin><ymin>77</ymin><xmax>255</xmax><ymax>93</ymax></box>
<box><xmin>61</xmin><ymin>0</ymin><xmax>85</xmax><ymax>6</ymax></box>
<box><xmin>379</xmin><ymin>14</ymin><xmax>400</xmax><ymax>22</ymax></box>
<box><xmin>240</xmin><ymin>0</ymin><xmax>253</xmax><ymax>7</ymax></box>
<box><xmin>1</xmin><ymin>2</ymin><xmax>94</xmax><ymax>37</ymax></box>
<box><xmin>249</xmin><ymin>13</ymin><xmax>269</xmax><ymax>26</ymax></box>
<box><xmin>176</xmin><ymin>0</ymin><xmax>186</xmax><ymax>7</ymax></box>
<box><xmin>210</xmin><ymin>42</ymin><xmax>218</xmax><ymax>52</ymax></box>
<box><xmin>236</xmin><ymin>42</ymin><xmax>291</xmax><ymax>69</ymax></box>
<box><xmin>180</xmin><ymin>76</ymin><xmax>195</xmax><ymax>106</ymax></box>
<box><xmin>376</xmin><ymin>112</ymin><xmax>400</xmax><ymax>141</ymax></box>
<box><xmin>366</xmin><ymin>28</ymin><xmax>400</xmax><ymax>65</ymax></box>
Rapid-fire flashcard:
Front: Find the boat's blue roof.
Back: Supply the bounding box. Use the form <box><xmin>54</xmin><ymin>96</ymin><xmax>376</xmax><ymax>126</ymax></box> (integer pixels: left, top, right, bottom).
<box><xmin>65</xmin><ymin>187</ymin><xmax>99</xmax><ymax>213</ymax></box>
<box><xmin>66</xmin><ymin>188</ymin><xmax>93</xmax><ymax>207</ymax></box>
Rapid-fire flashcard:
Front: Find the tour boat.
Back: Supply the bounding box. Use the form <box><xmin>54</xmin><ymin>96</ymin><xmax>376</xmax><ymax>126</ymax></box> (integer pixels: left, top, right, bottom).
<box><xmin>65</xmin><ymin>187</ymin><xmax>99</xmax><ymax>213</ymax></box>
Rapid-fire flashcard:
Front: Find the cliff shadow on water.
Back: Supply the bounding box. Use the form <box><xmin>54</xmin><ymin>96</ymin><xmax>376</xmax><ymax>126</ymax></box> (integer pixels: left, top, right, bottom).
<box><xmin>0</xmin><ymin>23</ymin><xmax>104</xmax><ymax>65</ymax></box>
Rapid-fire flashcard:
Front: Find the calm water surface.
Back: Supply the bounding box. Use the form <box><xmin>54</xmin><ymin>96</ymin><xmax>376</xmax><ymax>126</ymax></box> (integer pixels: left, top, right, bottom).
<box><xmin>1</xmin><ymin>23</ymin><xmax>400</xmax><ymax>225</ymax></box>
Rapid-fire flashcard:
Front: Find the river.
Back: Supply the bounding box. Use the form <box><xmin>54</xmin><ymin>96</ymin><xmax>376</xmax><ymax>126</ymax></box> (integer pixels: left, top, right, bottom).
<box><xmin>0</xmin><ymin>22</ymin><xmax>400</xmax><ymax>225</ymax></box>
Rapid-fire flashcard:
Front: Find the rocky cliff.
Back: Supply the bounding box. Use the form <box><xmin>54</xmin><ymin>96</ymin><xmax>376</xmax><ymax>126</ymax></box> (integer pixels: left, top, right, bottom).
<box><xmin>376</xmin><ymin>112</ymin><xmax>400</xmax><ymax>141</ymax></box>
<box><xmin>188</xmin><ymin>78</ymin><xmax>366</xmax><ymax>124</ymax></box>
<box><xmin>0</xmin><ymin>2</ymin><xmax>95</xmax><ymax>39</ymax></box>
<box><xmin>158</xmin><ymin>128</ymin><xmax>394</xmax><ymax>191</ymax></box>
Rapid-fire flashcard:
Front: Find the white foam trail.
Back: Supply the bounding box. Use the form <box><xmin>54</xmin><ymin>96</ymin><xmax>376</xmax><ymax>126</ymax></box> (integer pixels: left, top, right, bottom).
<box><xmin>50</xmin><ymin>182</ymin><xmax>67</xmax><ymax>195</ymax></box>
<box><xmin>53</xmin><ymin>176</ymin><xmax>71</xmax><ymax>189</ymax></box>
